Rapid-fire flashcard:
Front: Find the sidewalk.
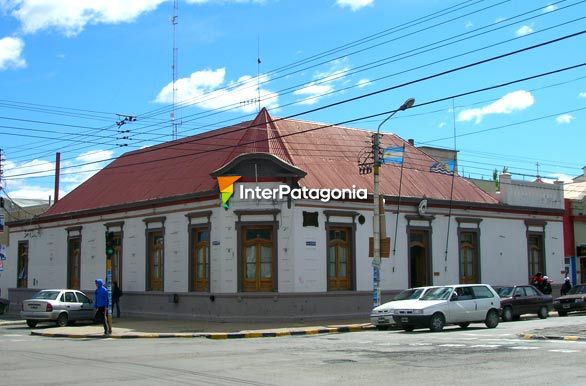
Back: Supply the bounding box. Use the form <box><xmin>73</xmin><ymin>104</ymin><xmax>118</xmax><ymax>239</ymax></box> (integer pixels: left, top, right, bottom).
<box><xmin>1</xmin><ymin>315</ymin><xmax>374</xmax><ymax>339</ymax></box>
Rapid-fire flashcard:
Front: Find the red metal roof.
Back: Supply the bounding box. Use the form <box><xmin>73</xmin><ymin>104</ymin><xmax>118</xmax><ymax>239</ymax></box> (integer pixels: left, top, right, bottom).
<box><xmin>44</xmin><ymin>108</ymin><xmax>497</xmax><ymax>216</ymax></box>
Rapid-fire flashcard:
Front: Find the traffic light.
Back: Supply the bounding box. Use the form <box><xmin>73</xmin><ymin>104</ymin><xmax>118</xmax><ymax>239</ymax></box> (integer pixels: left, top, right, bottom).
<box><xmin>105</xmin><ymin>231</ymin><xmax>115</xmax><ymax>258</ymax></box>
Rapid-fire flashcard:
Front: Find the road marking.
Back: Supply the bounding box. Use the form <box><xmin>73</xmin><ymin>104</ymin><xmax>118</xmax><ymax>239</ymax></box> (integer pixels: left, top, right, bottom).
<box><xmin>409</xmin><ymin>343</ymin><xmax>433</xmax><ymax>346</ymax></box>
<box><xmin>548</xmin><ymin>349</ymin><xmax>580</xmax><ymax>353</ymax></box>
<box><xmin>3</xmin><ymin>334</ymin><xmax>24</xmax><ymax>337</ymax></box>
<box><xmin>438</xmin><ymin>344</ymin><xmax>467</xmax><ymax>347</ymax></box>
<box><xmin>469</xmin><ymin>344</ymin><xmax>501</xmax><ymax>348</ymax></box>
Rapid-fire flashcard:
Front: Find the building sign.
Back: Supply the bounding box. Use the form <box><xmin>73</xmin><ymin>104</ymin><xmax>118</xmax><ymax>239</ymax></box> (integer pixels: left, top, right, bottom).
<box><xmin>0</xmin><ymin>214</ymin><xmax>4</xmax><ymax>233</ymax></box>
<box><xmin>0</xmin><ymin>244</ymin><xmax>5</xmax><ymax>260</ymax></box>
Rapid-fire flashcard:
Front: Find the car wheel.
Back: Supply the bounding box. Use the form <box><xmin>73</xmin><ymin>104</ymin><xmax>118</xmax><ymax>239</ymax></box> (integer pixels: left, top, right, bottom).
<box><xmin>558</xmin><ymin>311</ymin><xmax>568</xmax><ymax>317</ymax></box>
<box><xmin>458</xmin><ymin>323</ymin><xmax>470</xmax><ymax>329</ymax></box>
<box><xmin>56</xmin><ymin>313</ymin><xmax>69</xmax><ymax>327</ymax></box>
<box><xmin>485</xmin><ymin>309</ymin><xmax>499</xmax><ymax>329</ymax></box>
<box><xmin>502</xmin><ymin>307</ymin><xmax>513</xmax><ymax>322</ymax></box>
<box><xmin>429</xmin><ymin>313</ymin><xmax>445</xmax><ymax>332</ymax></box>
<box><xmin>538</xmin><ymin>306</ymin><xmax>548</xmax><ymax>319</ymax></box>
<box><xmin>376</xmin><ymin>325</ymin><xmax>389</xmax><ymax>331</ymax></box>
<box><xmin>26</xmin><ymin>320</ymin><xmax>37</xmax><ymax>328</ymax></box>
<box><xmin>404</xmin><ymin>326</ymin><xmax>415</xmax><ymax>332</ymax></box>
<box><xmin>0</xmin><ymin>303</ymin><xmax>5</xmax><ymax>315</ymax></box>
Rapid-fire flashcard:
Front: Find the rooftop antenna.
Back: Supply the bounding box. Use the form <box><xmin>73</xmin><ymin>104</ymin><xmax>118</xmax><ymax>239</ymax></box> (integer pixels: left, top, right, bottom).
<box><xmin>171</xmin><ymin>0</ymin><xmax>179</xmax><ymax>140</ymax></box>
<box><xmin>257</xmin><ymin>36</ymin><xmax>261</xmax><ymax>112</ymax></box>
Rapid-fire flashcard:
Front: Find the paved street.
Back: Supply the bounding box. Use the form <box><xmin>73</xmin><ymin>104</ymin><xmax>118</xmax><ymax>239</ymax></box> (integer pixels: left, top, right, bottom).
<box><xmin>2</xmin><ymin>315</ymin><xmax>586</xmax><ymax>385</ymax></box>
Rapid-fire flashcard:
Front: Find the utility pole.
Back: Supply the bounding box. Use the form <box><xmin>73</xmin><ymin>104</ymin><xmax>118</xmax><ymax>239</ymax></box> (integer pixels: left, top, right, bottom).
<box><xmin>171</xmin><ymin>0</ymin><xmax>179</xmax><ymax>140</ymax></box>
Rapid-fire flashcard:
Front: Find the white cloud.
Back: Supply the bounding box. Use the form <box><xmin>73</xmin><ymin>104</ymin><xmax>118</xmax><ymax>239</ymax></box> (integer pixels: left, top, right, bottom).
<box><xmin>336</xmin><ymin>0</ymin><xmax>373</xmax><ymax>11</ymax></box>
<box><xmin>516</xmin><ymin>25</ymin><xmax>534</xmax><ymax>37</ymax></box>
<box><xmin>543</xmin><ymin>4</ymin><xmax>556</xmax><ymax>12</ymax></box>
<box><xmin>0</xmin><ymin>36</ymin><xmax>26</xmax><ymax>70</ymax></box>
<box><xmin>356</xmin><ymin>79</ymin><xmax>371</xmax><ymax>88</ymax></box>
<box><xmin>2</xmin><ymin>0</ymin><xmax>166</xmax><ymax>37</ymax></box>
<box><xmin>294</xmin><ymin>84</ymin><xmax>335</xmax><ymax>105</ymax></box>
<box><xmin>438</xmin><ymin>122</ymin><xmax>446</xmax><ymax>129</ymax></box>
<box><xmin>465</xmin><ymin>21</ymin><xmax>473</xmax><ymax>29</ymax></box>
<box><xmin>579</xmin><ymin>92</ymin><xmax>586</xmax><ymax>98</ymax></box>
<box><xmin>293</xmin><ymin>58</ymin><xmax>351</xmax><ymax>105</ymax></box>
<box><xmin>155</xmin><ymin>68</ymin><xmax>279</xmax><ymax>113</ymax></box>
<box><xmin>2</xmin><ymin>149</ymin><xmax>114</xmax><ymax>199</ymax></box>
<box><xmin>457</xmin><ymin>90</ymin><xmax>534</xmax><ymax>124</ymax></box>
<box><xmin>543</xmin><ymin>173</ymin><xmax>573</xmax><ymax>183</ymax></box>
<box><xmin>556</xmin><ymin>114</ymin><xmax>574</xmax><ymax>124</ymax></box>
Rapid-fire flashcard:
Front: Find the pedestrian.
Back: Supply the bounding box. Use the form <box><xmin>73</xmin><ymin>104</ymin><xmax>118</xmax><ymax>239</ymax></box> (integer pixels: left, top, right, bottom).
<box><xmin>541</xmin><ymin>276</ymin><xmax>552</xmax><ymax>295</ymax></box>
<box><xmin>94</xmin><ymin>278</ymin><xmax>111</xmax><ymax>335</ymax></box>
<box><xmin>561</xmin><ymin>277</ymin><xmax>572</xmax><ymax>296</ymax></box>
<box><xmin>530</xmin><ymin>272</ymin><xmax>544</xmax><ymax>291</ymax></box>
<box><xmin>112</xmin><ymin>281</ymin><xmax>122</xmax><ymax>318</ymax></box>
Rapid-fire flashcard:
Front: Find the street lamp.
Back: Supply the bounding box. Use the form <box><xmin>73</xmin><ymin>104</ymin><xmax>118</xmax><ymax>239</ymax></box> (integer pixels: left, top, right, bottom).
<box><xmin>372</xmin><ymin>97</ymin><xmax>415</xmax><ymax>308</ymax></box>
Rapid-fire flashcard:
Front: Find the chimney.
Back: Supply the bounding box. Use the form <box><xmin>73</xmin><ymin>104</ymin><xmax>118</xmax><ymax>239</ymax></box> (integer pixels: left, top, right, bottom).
<box><xmin>408</xmin><ymin>139</ymin><xmax>414</xmax><ymax>146</ymax></box>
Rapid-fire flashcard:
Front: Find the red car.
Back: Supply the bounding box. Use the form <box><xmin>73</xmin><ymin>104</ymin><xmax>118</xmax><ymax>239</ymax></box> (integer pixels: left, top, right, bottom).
<box><xmin>495</xmin><ymin>285</ymin><xmax>552</xmax><ymax>322</ymax></box>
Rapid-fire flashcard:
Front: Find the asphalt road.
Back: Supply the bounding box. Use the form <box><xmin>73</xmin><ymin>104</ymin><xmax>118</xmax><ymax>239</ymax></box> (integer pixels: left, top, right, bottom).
<box><xmin>2</xmin><ymin>315</ymin><xmax>586</xmax><ymax>386</ymax></box>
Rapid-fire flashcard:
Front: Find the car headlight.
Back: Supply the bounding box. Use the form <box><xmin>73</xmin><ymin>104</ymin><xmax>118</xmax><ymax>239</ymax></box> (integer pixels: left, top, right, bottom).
<box><xmin>411</xmin><ymin>309</ymin><xmax>424</xmax><ymax>315</ymax></box>
<box><xmin>553</xmin><ymin>300</ymin><xmax>560</xmax><ymax>304</ymax></box>
<box><xmin>577</xmin><ymin>298</ymin><xmax>585</xmax><ymax>303</ymax></box>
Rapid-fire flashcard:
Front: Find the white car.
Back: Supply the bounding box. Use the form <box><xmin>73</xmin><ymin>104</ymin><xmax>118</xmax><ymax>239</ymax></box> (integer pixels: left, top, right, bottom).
<box><xmin>391</xmin><ymin>284</ymin><xmax>501</xmax><ymax>332</ymax></box>
<box><xmin>370</xmin><ymin>286</ymin><xmax>437</xmax><ymax>330</ymax></box>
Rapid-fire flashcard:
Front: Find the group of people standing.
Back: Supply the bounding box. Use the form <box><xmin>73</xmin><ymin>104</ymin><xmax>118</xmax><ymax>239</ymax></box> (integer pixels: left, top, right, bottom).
<box><xmin>530</xmin><ymin>272</ymin><xmax>573</xmax><ymax>296</ymax></box>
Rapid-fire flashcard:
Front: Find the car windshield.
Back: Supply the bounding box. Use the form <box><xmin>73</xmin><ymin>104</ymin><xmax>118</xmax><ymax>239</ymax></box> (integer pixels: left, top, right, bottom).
<box><xmin>420</xmin><ymin>287</ymin><xmax>452</xmax><ymax>301</ymax></box>
<box><xmin>567</xmin><ymin>285</ymin><xmax>586</xmax><ymax>295</ymax></box>
<box><xmin>32</xmin><ymin>291</ymin><xmax>60</xmax><ymax>300</ymax></box>
<box><xmin>393</xmin><ymin>288</ymin><xmax>425</xmax><ymax>301</ymax></box>
<box><xmin>497</xmin><ymin>287</ymin><xmax>514</xmax><ymax>297</ymax></box>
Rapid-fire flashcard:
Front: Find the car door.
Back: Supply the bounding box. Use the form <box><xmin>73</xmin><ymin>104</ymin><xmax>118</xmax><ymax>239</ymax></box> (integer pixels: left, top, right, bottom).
<box><xmin>75</xmin><ymin>292</ymin><xmax>95</xmax><ymax>320</ymax></box>
<box><xmin>471</xmin><ymin>285</ymin><xmax>499</xmax><ymax>320</ymax></box>
<box><xmin>512</xmin><ymin>286</ymin><xmax>527</xmax><ymax>315</ymax></box>
<box><xmin>447</xmin><ymin>287</ymin><xmax>476</xmax><ymax>322</ymax></box>
<box><xmin>523</xmin><ymin>286</ymin><xmax>542</xmax><ymax>313</ymax></box>
<box><xmin>63</xmin><ymin>291</ymin><xmax>82</xmax><ymax>320</ymax></box>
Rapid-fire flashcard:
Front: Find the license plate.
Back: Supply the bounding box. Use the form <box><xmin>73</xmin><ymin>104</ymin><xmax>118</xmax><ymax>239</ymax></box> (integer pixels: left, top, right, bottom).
<box><xmin>29</xmin><ymin>304</ymin><xmax>39</xmax><ymax>309</ymax></box>
<box><xmin>401</xmin><ymin>317</ymin><xmax>409</xmax><ymax>323</ymax></box>
<box><xmin>377</xmin><ymin>317</ymin><xmax>387</xmax><ymax>322</ymax></box>
<box><xmin>562</xmin><ymin>304</ymin><xmax>570</xmax><ymax>309</ymax></box>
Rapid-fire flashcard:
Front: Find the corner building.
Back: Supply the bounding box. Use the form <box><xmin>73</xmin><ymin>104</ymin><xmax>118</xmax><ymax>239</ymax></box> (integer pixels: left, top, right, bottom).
<box><xmin>2</xmin><ymin>109</ymin><xmax>564</xmax><ymax>320</ymax></box>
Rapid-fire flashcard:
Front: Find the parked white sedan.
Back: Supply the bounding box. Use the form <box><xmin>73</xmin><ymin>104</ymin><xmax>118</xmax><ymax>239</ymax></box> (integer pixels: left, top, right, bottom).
<box><xmin>21</xmin><ymin>289</ymin><xmax>99</xmax><ymax>328</ymax></box>
<box><xmin>391</xmin><ymin>284</ymin><xmax>501</xmax><ymax>332</ymax></box>
<box><xmin>370</xmin><ymin>286</ymin><xmax>438</xmax><ymax>330</ymax></box>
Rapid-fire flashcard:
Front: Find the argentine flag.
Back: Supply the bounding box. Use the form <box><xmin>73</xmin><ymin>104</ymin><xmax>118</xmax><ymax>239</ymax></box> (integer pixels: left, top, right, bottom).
<box><xmin>382</xmin><ymin>146</ymin><xmax>404</xmax><ymax>165</ymax></box>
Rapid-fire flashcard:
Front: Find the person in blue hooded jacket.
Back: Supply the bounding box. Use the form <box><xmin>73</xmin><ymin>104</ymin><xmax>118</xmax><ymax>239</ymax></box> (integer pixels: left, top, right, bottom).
<box><xmin>94</xmin><ymin>279</ymin><xmax>111</xmax><ymax>335</ymax></box>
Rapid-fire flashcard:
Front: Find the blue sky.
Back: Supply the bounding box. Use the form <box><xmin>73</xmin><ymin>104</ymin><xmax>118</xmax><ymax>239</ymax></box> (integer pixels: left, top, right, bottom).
<box><xmin>0</xmin><ymin>0</ymin><xmax>585</xmax><ymax>200</ymax></box>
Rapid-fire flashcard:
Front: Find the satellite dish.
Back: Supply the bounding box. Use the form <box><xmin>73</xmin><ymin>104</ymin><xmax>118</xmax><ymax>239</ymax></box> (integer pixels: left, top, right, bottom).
<box><xmin>418</xmin><ymin>199</ymin><xmax>428</xmax><ymax>216</ymax></box>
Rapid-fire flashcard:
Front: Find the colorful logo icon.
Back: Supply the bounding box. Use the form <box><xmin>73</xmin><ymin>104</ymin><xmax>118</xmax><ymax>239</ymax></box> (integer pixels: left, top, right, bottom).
<box><xmin>217</xmin><ymin>176</ymin><xmax>241</xmax><ymax>209</ymax></box>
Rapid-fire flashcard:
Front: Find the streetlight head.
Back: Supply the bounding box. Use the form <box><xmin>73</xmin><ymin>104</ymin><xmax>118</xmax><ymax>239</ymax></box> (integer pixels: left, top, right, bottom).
<box><xmin>399</xmin><ymin>98</ymin><xmax>415</xmax><ymax>111</ymax></box>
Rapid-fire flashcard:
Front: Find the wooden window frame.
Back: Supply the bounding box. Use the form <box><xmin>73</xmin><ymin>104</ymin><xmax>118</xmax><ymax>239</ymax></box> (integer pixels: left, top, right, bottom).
<box><xmin>67</xmin><ymin>236</ymin><xmax>81</xmax><ymax>290</ymax></box>
<box><xmin>326</xmin><ymin>225</ymin><xmax>355</xmax><ymax>291</ymax></box>
<box><xmin>407</xmin><ymin>226</ymin><xmax>432</xmax><ymax>288</ymax></box>
<box><xmin>189</xmin><ymin>225</ymin><xmax>210</xmax><ymax>292</ymax></box>
<box><xmin>17</xmin><ymin>240</ymin><xmax>29</xmax><ymax>288</ymax></box>
<box><xmin>236</xmin><ymin>221</ymin><xmax>278</xmax><ymax>292</ymax></box>
<box><xmin>458</xmin><ymin>229</ymin><xmax>480</xmax><ymax>284</ymax></box>
<box><xmin>146</xmin><ymin>229</ymin><xmax>165</xmax><ymax>292</ymax></box>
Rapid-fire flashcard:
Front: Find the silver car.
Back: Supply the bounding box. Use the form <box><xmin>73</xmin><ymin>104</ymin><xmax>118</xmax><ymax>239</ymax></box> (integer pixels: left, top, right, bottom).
<box><xmin>21</xmin><ymin>289</ymin><xmax>98</xmax><ymax>328</ymax></box>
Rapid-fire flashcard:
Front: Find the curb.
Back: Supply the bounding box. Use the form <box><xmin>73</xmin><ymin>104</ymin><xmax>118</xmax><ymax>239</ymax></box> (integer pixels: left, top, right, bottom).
<box><xmin>0</xmin><ymin>320</ymin><xmax>26</xmax><ymax>326</ymax></box>
<box><xmin>30</xmin><ymin>324</ymin><xmax>375</xmax><ymax>340</ymax></box>
<box><xmin>517</xmin><ymin>333</ymin><xmax>586</xmax><ymax>342</ymax></box>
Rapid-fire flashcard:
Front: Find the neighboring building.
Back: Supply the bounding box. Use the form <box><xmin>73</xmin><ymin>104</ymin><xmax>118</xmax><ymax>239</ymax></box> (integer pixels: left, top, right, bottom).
<box><xmin>563</xmin><ymin>166</ymin><xmax>586</xmax><ymax>285</ymax></box>
<box><xmin>0</xmin><ymin>197</ymin><xmax>50</xmax><ymax>302</ymax></box>
<box><xmin>2</xmin><ymin>109</ymin><xmax>564</xmax><ymax>320</ymax></box>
